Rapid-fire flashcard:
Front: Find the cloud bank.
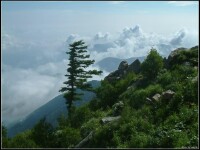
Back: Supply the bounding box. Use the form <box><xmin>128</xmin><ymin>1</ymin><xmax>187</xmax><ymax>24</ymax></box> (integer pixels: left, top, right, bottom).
<box><xmin>2</xmin><ymin>25</ymin><xmax>198</xmax><ymax>126</ymax></box>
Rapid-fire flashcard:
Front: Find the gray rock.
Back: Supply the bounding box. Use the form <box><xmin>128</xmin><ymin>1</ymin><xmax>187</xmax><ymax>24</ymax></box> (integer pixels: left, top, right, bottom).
<box><xmin>127</xmin><ymin>59</ymin><xmax>141</xmax><ymax>73</ymax></box>
<box><xmin>105</xmin><ymin>69</ymin><xmax>121</xmax><ymax>82</ymax></box>
<box><xmin>74</xmin><ymin>131</ymin><xmax>93</xmax><ymax>148</ymax></box>
<box><xmin>146</xmin><ymin>97</ymin><xmax>154</xmax><ymax>105</ymax></box>
<box><xmin>118</xmin><ymin>61</ymin><xmax>128</xmax><ymax>70</ymax></box>
<box><xmin>100</xmin><ymin>116</ymin><xmax>121</xmax><ymax>125</ymax></box>
<box><xmin>168</xmin><ymin>48</ymin><xmax>188</xmax><ymax>59</ymax></box>
<box><xmin>162</xmin><ymin>90</ymin><xmax>175</xmax><ymax>100</ymax></box>
<box><xmin>152</xmin><ymin>93</ymin><xmax>161</xmax><ymax>102</ymax></box>
<box><xmin>105</xmin><ymin>61</ymin><xmax>129</xmax><ymax>82</ymax></box>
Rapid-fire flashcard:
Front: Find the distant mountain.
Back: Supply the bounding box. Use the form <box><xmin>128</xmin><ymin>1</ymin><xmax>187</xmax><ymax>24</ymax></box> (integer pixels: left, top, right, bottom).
<box><xmin>96</xmin><ymin>57</ymin><xmax>145</xmax><ymax>72</ymax></box>
<box><xmin>7</xmin><ymin>80</ymin><xmax>100</xmax><ymax>137</ymax></box>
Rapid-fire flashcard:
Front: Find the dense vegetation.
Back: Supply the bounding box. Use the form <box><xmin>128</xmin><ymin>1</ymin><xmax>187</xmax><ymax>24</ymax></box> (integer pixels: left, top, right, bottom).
<box><xmin>2</xmin><ymin>46</ymin><xmax>198</xmax><ymax>148</ymax></box>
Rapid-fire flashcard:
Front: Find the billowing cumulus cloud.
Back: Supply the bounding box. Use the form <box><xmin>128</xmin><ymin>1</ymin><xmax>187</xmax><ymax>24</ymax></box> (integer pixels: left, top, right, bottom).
<box><xmin>2</xmin><ymin>25</ymin><xmax>198</xmax><ymax>126</ymax></box>
<box><xmin>88</xmin><ymin>25</ymin><xmax>198</xmax><ymax>61</ymax></box>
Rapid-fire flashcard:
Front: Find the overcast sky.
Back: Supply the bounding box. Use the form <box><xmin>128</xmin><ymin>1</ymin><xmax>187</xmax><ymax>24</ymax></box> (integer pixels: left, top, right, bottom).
<box><xmin>1</xmin><ymin>1</ymin><xmax>199</xmax><ymax>126</ymax></box>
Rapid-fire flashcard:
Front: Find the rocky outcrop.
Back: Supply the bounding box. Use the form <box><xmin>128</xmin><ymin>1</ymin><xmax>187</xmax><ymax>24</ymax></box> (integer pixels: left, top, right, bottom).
<box><xmin>118</xmin><ymin>61</ymin><xmax>128</xmax><ymax>70</ymax></box>
<box><xmin>105</xmin><ymin>59</ymin><xmax>141</xmax><ymax>82</ymax></box>
<box><xmin>127</xmin><ymin>59</ymin><xmax>141</xmax><ymax>74</ymax></box>
<box><xmin>166</xmin><ymin>46</ymin><xmax>198</xmax><ymax>68</ymax></box>
<box><xmin>165</xmin><ymin>48</ymin><xmax>187</xmax><ymax>68</ymax></box>
<box><xmin>105</xmin><ymin>61</ymin><xmax>129</xmax><ymax>82</ymax></box>
<box><xmin>100</xmin><ymin>116</ymin><xmax>121</xmax><ymax>125</ymax></box>
<box><xmin>168</xmin><ymin>48</ymin><xmax>188</xmax><ymax>59</ymax></box>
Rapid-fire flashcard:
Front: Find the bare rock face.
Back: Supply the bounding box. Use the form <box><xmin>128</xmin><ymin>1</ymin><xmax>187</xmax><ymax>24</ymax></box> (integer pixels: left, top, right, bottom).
<box><xmin>127</xmin><ymin>59</ymin><xmax>141</xmax><ymax>74</ymax></box>
<box><xmin>105</xmin><ymin>61</ymin><xmax>129</xmax><ymax>82</ymax></box>
<box><xmin>118</xmin><ymin>61</ymin><xmax>128</xmax><ymax>70</ymax></box>
<box><xmin>105</xmin><ymin>59</ymin><xmax>141</xmax><ymax>83</ymax></box>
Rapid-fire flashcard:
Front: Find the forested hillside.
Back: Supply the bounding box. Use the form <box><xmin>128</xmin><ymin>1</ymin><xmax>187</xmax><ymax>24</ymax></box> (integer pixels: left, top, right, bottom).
<box><xmin>2</xmin><ymin>46</ymin><xmax>198</xmax><ymax>148</ymax></box>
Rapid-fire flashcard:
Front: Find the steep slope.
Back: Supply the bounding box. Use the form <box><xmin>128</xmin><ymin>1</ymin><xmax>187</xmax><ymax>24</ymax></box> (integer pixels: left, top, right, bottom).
<box><xmin>7</xmin><ymin>80</ymin><xmax>100</xmax><ymax>137</ymax></box>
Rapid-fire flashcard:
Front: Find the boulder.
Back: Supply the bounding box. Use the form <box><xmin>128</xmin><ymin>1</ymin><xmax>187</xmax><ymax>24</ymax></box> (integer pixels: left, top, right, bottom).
<box><xmin>152</xmin><ymin>93</ymin><xmax>161</xmax><ymax>102</ymax></box>
<box><xmin>162</xmin><ymin>90</ymin><xmax>175</xmax><ymax>100</ymax></box>
<box><xmin>100</xmin><ymin>116</ymin><xmax>121</xmax><ymax>125</ymax></box>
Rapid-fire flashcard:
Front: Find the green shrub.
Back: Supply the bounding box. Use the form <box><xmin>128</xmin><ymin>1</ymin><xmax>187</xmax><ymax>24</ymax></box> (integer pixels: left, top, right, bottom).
<box><xmin>70</xmin><ymin>105</ymin><xmax>92</xmax><ymax>128</ymax></box>
<box><xmin>80</xmin><ymin>118</ymin><xmax>100</xmax><ymax>138</ymax></box>
<box><xmin>54</xmin><ymin>126</ymin><xmax>81</xmax><ymax>148</ymax></box>
<box><xmin>141</xmin><ymin>48</ymin><xmax>163</xmax><ymax>80</ymax></box>
<box><xmin>168</xmin><ymin>91</ymin><xmax>184</xmax><ymax>112</ymax></box>
<box><xmin>183</xmin><ymin>80</ymin><xmax>198</xmax><ymax>104</ymax></box>
<box><xmin>31</xmin><ymin>117</ymin><xmax>55</xmax><ymax>147</ymax></box>
<box><xmin>90</xmin><ymin>123</ymin><xmax>119</xmax><ymax>148</ymax></box>
<box><xmin>128</xmin><ymin>132</ymin><xmax>150</xmax><ymax>148</ymax></box>
<box><xmin>2</xmin><ymin>125</ymin><xmax>9</xmax><ymax>148</ymax></box>
<box><xmin>97</xmin><ymin>73</ymin><xmax>136</xmax><ymax>109</ymax></box>
<box><xmin>123</xmin><ymin>84</ymin><xmax>162</xmax><ymax>109</ymax></box>
<box><xmin>9</xmin><ymin>130</ymin><xmax>38</xmax><ymax>148</ymax></box>
<box><xmin>157</xmin><ymin>71</ymin><xmax>173</xmax><ymax>88</ymax></box>
<box><xmin>96</xmin><ymin>80</ymin><xmax>117</xmax><ymax>108</ymax></box>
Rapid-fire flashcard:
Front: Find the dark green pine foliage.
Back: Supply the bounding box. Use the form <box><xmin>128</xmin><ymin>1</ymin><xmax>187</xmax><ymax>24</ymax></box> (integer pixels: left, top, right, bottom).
<box><xmin>59</xmin><ymin>40</ymin><xmax>102</xmax><ymax>114</ymax></box>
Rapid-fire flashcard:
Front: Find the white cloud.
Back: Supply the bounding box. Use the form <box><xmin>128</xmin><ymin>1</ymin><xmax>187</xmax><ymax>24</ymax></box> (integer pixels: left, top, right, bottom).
<box><xmin>2</xmin><ymin>65</ymin><xmax>62</xmax><ymax>125</ymax></box>
<box><xmin>87</xmin><ymin>25</ymin><xmax>198</xmax><ymax>61</ymax></box>
<box><xmin>168</xmin><ymin>1</ymin><xmax>198</xmax><ymax>6</ymax></box>
<box><xmin>2</xmin><ymin>25</ymin><xmax>198</xmax><ymax>126</ymax></box>
<box><xmin>2</xmin><ymin>59</ymin><xmax>106</xmax><ymax>126</ymax></box>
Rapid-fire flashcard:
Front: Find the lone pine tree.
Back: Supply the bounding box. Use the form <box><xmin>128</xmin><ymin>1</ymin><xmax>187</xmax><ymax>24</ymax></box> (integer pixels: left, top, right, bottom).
<box><xmin>59</xmin><ymin>40</ymin><xmax>102</xmax><ymax>115</ymax></box>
